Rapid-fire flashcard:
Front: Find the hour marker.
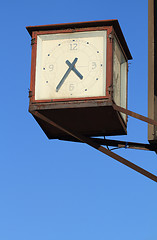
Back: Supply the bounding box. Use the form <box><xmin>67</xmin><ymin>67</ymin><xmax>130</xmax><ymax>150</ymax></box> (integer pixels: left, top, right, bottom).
<box><xmin>85</xmin><ymin>89</ymin><xmax>87</xmax><ymax>91</ymax></box>
<box><xmin>43</xmin><ymin>68</ymin><xmax>45</xmax><ymax>70</ymax></box>
<box><xmin>48</xmin><ymin>54</ymin><xmax>50</xmax><ymax>56</ymax></box>
<box><xmin>97</xmin><ymin>51</ymin><xmax>99</xmax><ymax>53</ymax></box>
<box><xmin>46</xmin><ymin>81</ymin><xmax>48</xmax><ymax>83</ymax></box>
<box><xmin>96</xmin><ymin>78</ymin><xmax>98</xmax><ymax>80</ymax></box>
<box><xmin>87</xmin><ymin>42</ymin><xmax>89</xmax><ymax>44</ymax></box>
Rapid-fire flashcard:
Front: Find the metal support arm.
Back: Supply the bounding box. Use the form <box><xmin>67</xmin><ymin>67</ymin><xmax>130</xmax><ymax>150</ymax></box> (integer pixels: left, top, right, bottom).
<box><xmin>113</xmin><ymin>104</ymin><xmax>157</xmax><ymax>126</ymax></box>
<box><xmin>59</xmin><ymin>137</ymin><xmax>157</xmax><ymax>151</ymax></box>
<box><xmin>32</xmin><ymin>109</ymin><xmax>157</xmax><ymax>183</ymax></box>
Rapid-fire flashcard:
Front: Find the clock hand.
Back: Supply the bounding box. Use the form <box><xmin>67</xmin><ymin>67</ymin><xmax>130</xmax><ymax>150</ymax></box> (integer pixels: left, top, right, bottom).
<box><xmin>66</xmin><ymin>60</ymin><xmax>83</xmax><ymax>80</ymax></box>
<box><xmin>56</xmin><ymin>58</ymin><xmax>78</xmax><ymax>92</ymax></box>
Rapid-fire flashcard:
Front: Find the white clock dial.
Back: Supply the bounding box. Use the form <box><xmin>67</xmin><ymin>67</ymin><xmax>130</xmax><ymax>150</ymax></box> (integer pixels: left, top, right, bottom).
<box><xmin>35</xmin><ymin>31</ymin><xmax>107</xmax><ymax>100</ymax></box>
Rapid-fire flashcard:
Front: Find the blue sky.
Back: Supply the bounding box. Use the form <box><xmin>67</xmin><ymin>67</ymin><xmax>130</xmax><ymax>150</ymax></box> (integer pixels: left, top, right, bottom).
<box><xmin>1</xmin><ymin>0</ymin><xmax>157</xmax><ymax>239</ymax></box>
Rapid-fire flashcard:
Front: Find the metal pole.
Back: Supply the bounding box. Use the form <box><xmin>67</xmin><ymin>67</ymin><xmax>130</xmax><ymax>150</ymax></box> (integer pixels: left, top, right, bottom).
<box><xmin>148</xmin><ymin>0</ymin><xmax>157</xmax><ymax>143</ymax></box>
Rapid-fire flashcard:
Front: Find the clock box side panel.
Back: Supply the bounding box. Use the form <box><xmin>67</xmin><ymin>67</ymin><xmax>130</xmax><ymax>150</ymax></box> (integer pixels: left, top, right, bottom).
<box><xmin>112</xmin><ymin>33</ymin><xmax>128</xmax><ymax>124</ymax></box>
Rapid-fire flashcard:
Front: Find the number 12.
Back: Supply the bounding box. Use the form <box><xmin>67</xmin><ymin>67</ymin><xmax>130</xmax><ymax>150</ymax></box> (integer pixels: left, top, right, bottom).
<box><xmin>70</xmin><ymin>43</ymin><xmax>78</xmax><ymax>50</ymax></box>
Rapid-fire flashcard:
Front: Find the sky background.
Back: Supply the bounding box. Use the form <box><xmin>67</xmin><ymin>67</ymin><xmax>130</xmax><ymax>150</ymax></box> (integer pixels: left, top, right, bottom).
<box><xmin>1</xmin><ymin>0</ymin><xmax>157</xmax><ymax>239</ymax></box>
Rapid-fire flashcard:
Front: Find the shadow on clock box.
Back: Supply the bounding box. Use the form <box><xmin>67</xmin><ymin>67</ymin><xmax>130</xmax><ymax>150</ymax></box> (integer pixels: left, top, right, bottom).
<box><xmin>29</xmin><ymin>99</ymin><xmax>127</xmax><ymax>140</ymax></box>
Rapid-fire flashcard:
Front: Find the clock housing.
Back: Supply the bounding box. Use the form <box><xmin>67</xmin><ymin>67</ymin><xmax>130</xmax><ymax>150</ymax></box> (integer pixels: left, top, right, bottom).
<box><xmin>27</xmin><ymin>20</ymin><xmax>132</xmax><ymax>139</ymax></box>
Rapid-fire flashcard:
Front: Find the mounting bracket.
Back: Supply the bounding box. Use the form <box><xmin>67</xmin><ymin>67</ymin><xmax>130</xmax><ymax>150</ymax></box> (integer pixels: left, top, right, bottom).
<box><xmin>32</xmin><ymin>104</ymin><xmax>157</xmax><ymax>183</ymax></box>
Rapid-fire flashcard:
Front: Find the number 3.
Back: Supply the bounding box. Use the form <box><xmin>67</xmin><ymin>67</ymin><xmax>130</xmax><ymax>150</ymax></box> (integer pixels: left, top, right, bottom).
<box><xmin>49</xmin><ymin>65</ymin><xmax>54</xmax><ymax>71</ymax></box>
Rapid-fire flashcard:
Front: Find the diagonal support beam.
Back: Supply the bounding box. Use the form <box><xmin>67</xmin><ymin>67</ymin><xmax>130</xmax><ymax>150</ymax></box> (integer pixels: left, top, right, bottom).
<box><xmin>33</xmin><ymin>110</ymin><xmax>157</xmax><ymax>183</ymax></box>
<box><xmin>113</xmin><ymin>104</ymin><xmax>157</xmax><ymax>126</ymax></box>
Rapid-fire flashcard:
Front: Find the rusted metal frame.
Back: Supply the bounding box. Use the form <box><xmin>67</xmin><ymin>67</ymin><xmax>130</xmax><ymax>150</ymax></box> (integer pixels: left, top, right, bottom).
<box><xmin>59</xmin><ymin>137</ymin><xmax>156</xmax><ymax>151</ymax></box>
<box><xmin>106</xmin><ymin>26</ymin><xmax>114</xmax><ymax>101</ymax></box>
<box><xmin>34</xmin><ymin>26</ymin><xmax>111</xmax><ymax>37</ymax></box>
<box><xmin>29</xmin><ymin>31</ymin><xmax>37</xmax><ymax>103</ymax></box>
<box><xmin>26</xmin><ymin>20</ymin><xmax>132</xmax><ymax>60</ymax></box>
<box><xmin>32</xmin><ymin>110</ymin><xmax>157</xmax><ymax>183</ymax></box>
<box><xmin>26</xmin><ymin>20</ymin><xmax>118</xmax><ymax>36</ymax></box>
<box><xmin>113</xmin><ymin>104</ymin><xmax>157</xmax><ymax>126</ymax></box>
<box><xmin>29</xmin><ymin>26</ymin><xmax>113</xmax><ymax>104</ymax></box>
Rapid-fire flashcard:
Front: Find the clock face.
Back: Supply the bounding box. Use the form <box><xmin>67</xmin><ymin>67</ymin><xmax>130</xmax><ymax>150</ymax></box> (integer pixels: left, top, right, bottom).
<box><xmin>35</xmin><ymin>31</ymin><xmax>107</xmax><ymax>100</ymax></box>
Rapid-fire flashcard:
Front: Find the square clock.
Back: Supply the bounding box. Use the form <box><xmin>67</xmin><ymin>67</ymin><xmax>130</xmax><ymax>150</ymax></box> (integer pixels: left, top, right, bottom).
<box><xmin>27</xmin><ymin>20</ymin><xmax>132</xmax><ymax>139</ymax></box>
<box><xmin>35</xmin><ymin>31</ymin><xmax>107</xmax><ymax>100</ymax></box>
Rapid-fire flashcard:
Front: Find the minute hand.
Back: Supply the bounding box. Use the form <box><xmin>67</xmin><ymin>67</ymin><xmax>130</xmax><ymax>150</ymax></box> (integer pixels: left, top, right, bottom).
<box><xmin>56</xmin><ymin>58</ymin><xmax>78</xmax><ymax>92</ymax></box>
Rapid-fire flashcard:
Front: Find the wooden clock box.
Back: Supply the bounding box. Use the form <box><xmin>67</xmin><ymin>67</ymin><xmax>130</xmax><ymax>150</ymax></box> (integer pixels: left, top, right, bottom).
<box><xmin>26</xmin><ymin>19</ymin><xmax>132</xmax><ymax>139</ymax></box>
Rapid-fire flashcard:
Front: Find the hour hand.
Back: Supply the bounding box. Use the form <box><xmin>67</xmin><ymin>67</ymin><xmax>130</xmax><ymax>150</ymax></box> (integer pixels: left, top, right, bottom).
<box><xmin>66</xmin><ymin>60</ymin><xmax>83</xmax><ymax>80</ymax></box>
